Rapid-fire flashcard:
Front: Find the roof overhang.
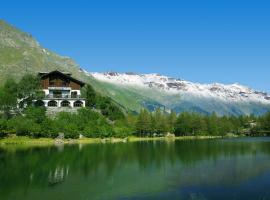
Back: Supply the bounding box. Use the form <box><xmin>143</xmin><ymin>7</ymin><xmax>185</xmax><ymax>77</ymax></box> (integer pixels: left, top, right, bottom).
<box><xmin>38</xmin><ymin>70</ymin><xmax>85</xmax><ymax>87</ymax></box>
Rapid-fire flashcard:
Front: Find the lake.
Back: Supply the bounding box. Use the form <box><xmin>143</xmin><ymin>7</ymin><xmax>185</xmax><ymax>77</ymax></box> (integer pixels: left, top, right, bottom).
<box><xmin>1</xmin><ymin>137</ymin><xmax>270</xmax><ymax>200</ymax></box>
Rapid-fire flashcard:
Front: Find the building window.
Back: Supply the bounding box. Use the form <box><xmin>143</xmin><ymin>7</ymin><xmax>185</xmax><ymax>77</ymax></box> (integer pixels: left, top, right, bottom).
<box><xmin>48</xmin><ymin>100</ymin><xmax>57</xmax><ymax>107</ymax></box>
<box><xmin>53</xmin><ymin>91</ymin><xmax>62</xmax><ymax>98</ymax></box>
<box><xmin>71</xmin><ymin>91</ymin><xmax>77</xmax><ymax>98</ymax></box>
<box><xmin>61</xmin><ymin>100</ymin><xmax>70</xmax><ymax>107</ymax></box>
<box><xmin>74</xmin><ymin>101</ymin><xmax>83</xmax><ymax>107</ymax></box>
<box><xmin>35</xmin><ymin>100</ymin><xmax>45</xmax><ymax>107</ymax></box>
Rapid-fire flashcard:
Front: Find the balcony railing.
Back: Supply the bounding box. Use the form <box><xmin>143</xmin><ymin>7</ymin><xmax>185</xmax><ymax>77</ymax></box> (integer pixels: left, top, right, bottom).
<box><xmin>48</xmin><ymin>87</ymin><xmax>71</xmax><ymax>90</ymax></box>
<box><xmin>44</xmin><ymin>94</ymin><xmax>84</xmax><ymax>99</ymax></box>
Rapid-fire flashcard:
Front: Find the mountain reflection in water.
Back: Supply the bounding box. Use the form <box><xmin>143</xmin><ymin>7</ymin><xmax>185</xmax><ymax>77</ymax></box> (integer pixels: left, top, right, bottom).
<box><xmin>1</xmin><ymin>137</ymin><xmax>270</xmax><ymax>200</ymax></box>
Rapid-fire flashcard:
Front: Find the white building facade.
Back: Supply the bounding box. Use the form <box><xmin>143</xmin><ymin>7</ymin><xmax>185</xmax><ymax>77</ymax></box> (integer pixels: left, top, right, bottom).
<box><xmin>34</xmin><ymin>71</ymin><xmax>86</xmax><ymax>108</ymax></box>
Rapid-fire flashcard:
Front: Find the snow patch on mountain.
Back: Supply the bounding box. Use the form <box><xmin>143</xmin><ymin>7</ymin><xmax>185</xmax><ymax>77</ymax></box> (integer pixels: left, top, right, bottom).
<box><xmin>86</xmin><ymin>71</ymin><xmax>270</xmax><ymax>104</ymax></box>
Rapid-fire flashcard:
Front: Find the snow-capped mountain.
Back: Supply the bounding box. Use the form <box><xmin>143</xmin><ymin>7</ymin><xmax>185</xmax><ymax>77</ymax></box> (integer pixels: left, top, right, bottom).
<box><xmin>85</xmin><ymin>71</ymin><xmax>270</xmax><ymax>115</ymax></box>
<box><xmin>89</xmin><ymin>72</ymin><xmax>270</xmax><ymax>104</ymax></box>
<box><xmin>2</xmin><ymin>19</ymin><xmax>268</xmax><ymax>116</ymax></box>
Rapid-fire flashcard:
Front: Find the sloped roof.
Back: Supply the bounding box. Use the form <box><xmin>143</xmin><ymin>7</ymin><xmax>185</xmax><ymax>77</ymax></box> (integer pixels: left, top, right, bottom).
<box><xmin>38</xmin><ymin>70</ymin><xmax>85</xmax><ymax>86</ymax></box>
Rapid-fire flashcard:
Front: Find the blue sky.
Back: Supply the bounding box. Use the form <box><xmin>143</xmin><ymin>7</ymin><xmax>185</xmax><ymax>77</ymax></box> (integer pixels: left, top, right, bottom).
<box><xmin>2</xmin><ymin>0</ymin><xmax>270</xmax><ymax>91</ymax></box>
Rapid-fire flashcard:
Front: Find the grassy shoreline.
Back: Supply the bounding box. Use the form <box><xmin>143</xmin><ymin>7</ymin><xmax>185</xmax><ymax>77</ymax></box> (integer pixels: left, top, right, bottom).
<box><xmin>0</xmin><ymin>135</ymin><xmax>230</xmax><ymax>146</ymax></box>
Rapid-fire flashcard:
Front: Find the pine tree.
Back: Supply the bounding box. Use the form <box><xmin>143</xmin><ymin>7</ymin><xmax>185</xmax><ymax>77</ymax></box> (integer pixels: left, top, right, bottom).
<box><xmin>135</xmin><ymin>109</ymin><xmax>152</xmax><ymax>136</ymax></box>
<box><xmin>83</xmin><ymin>84</ymin><xmax>96</xmax><ymax>107</ymax></box>
<box><xmin>153</xmin><ymin>108</ymin><xmax>168</xmax><ymax>135</ymax></box>
<box><xmin>206</xmin><ymin>112</ymin><xmax>219</xmax><ymax>135</ymax></box>
<box><xmin>167</xmin><ymin>111</ymin><xmax>177</xmax><ymax>133</ymax></box>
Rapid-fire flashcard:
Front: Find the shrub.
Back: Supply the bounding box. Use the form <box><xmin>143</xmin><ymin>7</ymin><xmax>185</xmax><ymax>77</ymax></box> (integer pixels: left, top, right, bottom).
<box><xmin>63</xmin><ymin>123</ymin><xmax>79</xmax><ymax>139</ymax></box>
<box><xmin>82</xmin><ymin>122</ymin><xmax>100</xmax><ymax>138</ymax></box>
<box><xmin>41</xmin><ymin>119</ymin><xmax>58</xmax><ymax>138</ymax></box>
<box><xmin>24</xmin><ymin>106</ymin><xmax>46</xmax><ymax>123</ymax></box>
<box><xmin>8</xmin><ymin>117</ymin><xmax>32</xmax><ymax>136</ymax></box>
<box><xmin>0</xmin><ymin>118</ymin><xmax>8</xmax><ymax>137</ymax></box>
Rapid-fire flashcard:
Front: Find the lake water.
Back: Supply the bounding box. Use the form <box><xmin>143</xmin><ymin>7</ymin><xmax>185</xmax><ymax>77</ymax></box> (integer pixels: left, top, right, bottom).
<box><xmin>1</xmin><ymin>138</ymin><xmax>270</xmax><ymax>200</ymax></box>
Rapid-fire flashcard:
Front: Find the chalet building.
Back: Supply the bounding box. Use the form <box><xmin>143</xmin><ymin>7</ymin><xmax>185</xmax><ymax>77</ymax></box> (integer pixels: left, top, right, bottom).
<box><xmin>34</xmin><ymin>71</ymin><xmax>86</xmax><ymax>108</ymax></box>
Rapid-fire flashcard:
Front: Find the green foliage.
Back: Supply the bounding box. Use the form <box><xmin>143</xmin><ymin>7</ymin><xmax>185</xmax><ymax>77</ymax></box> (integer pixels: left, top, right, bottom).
<box><xmin>7</xmin><ymin>117</ymin><xmax>33</xmax><ymax>136</ymax></box>
<box><xmin>0</xmin><ymin>78</ymin><xmax>18</xmax><ymax>118</ymax></box>
<box><xmin>40</xmin><ymin>118</ymin><xmax>58</xmax><ymax>138</ymax></box>
<box><xmin>257</xmin><ymin>112</ymin><xmax>270</xmax><ymax>133</ymax></box>
<box><xmin>113</xmin><ymin>118</ymin><xmax>134</xmax><ymax>138</ymax></box>
<box><xmin>54</xmin><ymin>112</ymin><xmax>79</xmax><ymax>139</ymax></box>
<box><xmin>82</xmin><ymin>84</ymin><xmax>96</xmax><ymax>107</ymax></box>
<box><xmin>0</xmin><ymin>118</ymin><xmax>9</xmax><ymax>137</ymax></box>
<box><xmin>0</xmin><ymin>74</ymin><xmax>41</xmax><ymax>119</ymax></box>
<box><xmin>82</xmin><ymin>83</ymin><xmax>125</xmax><ymax>120</ymax></box>
<box><xmin>152</xmin><ymin>108</ymin><xmax>169</xmax><ymax>134</ymax></box>
<box><xmin>95</xmin><ymin>95</ymin><xmax>125</xmax><ymax>120</ymax></box>
<box><xmin>167</xmin><ymin>111</ymin><xmax>177</xmax><ymax>133</ymax></box>
<box><xmin>2</xmin><ymin>106</ymin><xmax>270</xmax><ymax>138</ymax></box>
<box><xmin>135</xmin><ymin>109</ymin><xmax>152</xmax><ymax>136</ymax></box>
<box><xmin>54</xmin><ymin>108</ymin><xmax>114</xmax><ymax>139</ymax></box>
<box><xmin>0</xmin><ymin>74</ymin><xmax>124</xmax><ymax>138</ymax></box>
<box><xmin>206</xmin><ymin>113</ymin><xmax>219</xmax><ymax>135</ymax></box>
<box><xmin>24</xmin><ymin>106</ymin><xmax>46</xmax><ymax>124</ymax></box>
<box><xmin>0</xmin><ymin>72</ymin><xmax>270</xmax><ymax>138</ymax></box>
<box><xmin>17</xmin><ymin>74</ymin><xmax>41</xmax><ymax>105</ymax></box>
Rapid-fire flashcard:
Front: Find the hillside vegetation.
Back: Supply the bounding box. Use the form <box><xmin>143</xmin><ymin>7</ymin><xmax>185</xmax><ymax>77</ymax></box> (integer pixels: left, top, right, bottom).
<box><xmin>0</xmin><ymin>20</ymin><xmax>144</xmax><ymax>112</ymax></box>
<box><xmin>1</xmin><ymin>20</ymin><xmax>270</xmax><ymax>115</ymax></box>
<box><xmin>0</xmin><ymin>74</ymin><xmax>270</xmax><ymax>139</ymax></box>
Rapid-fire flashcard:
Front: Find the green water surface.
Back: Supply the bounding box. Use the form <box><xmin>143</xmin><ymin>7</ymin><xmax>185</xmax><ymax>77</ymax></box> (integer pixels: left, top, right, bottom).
<box><xmin>1</xmin><ymin>137</ymin><xmax>270</xmax><ymax>200</ymax></box>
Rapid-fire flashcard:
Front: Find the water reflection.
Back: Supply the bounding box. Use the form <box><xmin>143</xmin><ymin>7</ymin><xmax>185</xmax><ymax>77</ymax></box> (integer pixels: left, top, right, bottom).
<box><xmin>48</xmin><ymin>165</ymin><xmax>69</xmax><ymax>186</ymax></box>
<box><xmin>1</xmin><ymin>138</ymin><xmax>270</xmax><ymax>200</ymax></box>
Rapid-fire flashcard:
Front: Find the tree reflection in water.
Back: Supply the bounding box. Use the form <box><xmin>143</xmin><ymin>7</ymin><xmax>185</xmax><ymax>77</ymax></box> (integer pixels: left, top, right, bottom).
<box><xmin>1</xmin><ymin>138</ymin><xmax>270</xmax><ymax>200</ymax></box>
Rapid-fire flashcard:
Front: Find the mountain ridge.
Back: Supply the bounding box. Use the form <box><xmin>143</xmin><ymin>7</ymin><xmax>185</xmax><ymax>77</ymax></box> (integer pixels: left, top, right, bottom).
<box><xmin>0</xmin><ymin>20</ymin><xmax>270</xmax><ymax>115</ymax></box>
<box><xmin>88</xmin><ymin>71</ymin><xmax>270</xmax><ymax>103</ymax></box>
<box><xmin>84</xmin><ymin>71</ymin><xmax>270</xmax><ymax>115</ymax></box>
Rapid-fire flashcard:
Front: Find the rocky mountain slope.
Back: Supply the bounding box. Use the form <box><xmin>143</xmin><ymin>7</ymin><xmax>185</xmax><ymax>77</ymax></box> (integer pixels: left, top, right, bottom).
<box><xmin>0</xmin><ymin>20</ymin><xmax>90</xmax><ymax>84</ymax></box>
<box><xmin>90</xmin><ymin>72</ymin><xmax>270</xmax><ymax>103</ymax></box>
<box><xmin>86</xmin><ymin>72</ymin><xmax>270</xmax><ymax>115</ymax></box>
<box><xmin>0</xmin><ymin>20</ymin><xmax>270</xmax><ymax>115</ymax></box>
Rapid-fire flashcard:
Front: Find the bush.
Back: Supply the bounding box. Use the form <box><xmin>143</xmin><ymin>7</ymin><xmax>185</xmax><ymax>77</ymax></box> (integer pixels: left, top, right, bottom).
<box><xmin>82</xmin><ymin>122</ymin><xmax>100</xmax><ymax>138</ymax></box>
<box><xmin>7</xmin><ymin>117</ymin><xmax>32</xmax><ymax>136</ymax></box>
<box><xmin>113</xmin><ymin>119</ymin><xmax>133</xmax><ymax>138</ymax></box>
<box><xmin>24</xmin><ymin>106</ymin><xmax>46</xmax><ymax>123</ymax></box>
<box><xmin>63</xmin><ymin>123</ymin><xmax>79</xmax><ymax>139</ymax></box>
<box><xmin>29</xmin><ymin>123</ymin><xmax>42</xmax><ymax>138</ymax></box>
<box><xmin>96</xmin><ymin>96</ymin><xmax>124</xmax><ymax>120</ymax></box>
<box><xmin>40</xmin><ymin>119</ymin><xmax>58</xmax><ymax>138</ymax></box>
<box><xmin>0</xmin><ymin>118</ymin><xmax>8</xmax><ymax>137</ymax></box>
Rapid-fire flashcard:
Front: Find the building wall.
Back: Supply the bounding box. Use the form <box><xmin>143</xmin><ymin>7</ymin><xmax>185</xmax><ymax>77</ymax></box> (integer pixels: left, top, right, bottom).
<box><xmin>35</xmin><ymin>99</ymin><xmax>86</xmax><ymax>108</ymax></box>
<box><xmin>70</xmin><ymin>81</ymin><xmax>81</xmax><ymax>90</ymax></box>
<box><xmin>41</xmin><ymin>78</ymin><xmax>49</xmax><ymax>89</ymax></box>
<box><xmin>42</xmin><ymin>89</ymin><xmax>81</xmax><ymax>96</ymax></box>
<box><xmin>41</xmin><ymin>76</ymin><xmax>82</xmax><ymax>90</ymax></box>
<box><xmin>37</xmin><ymin>72</ymin><xmax>85</xmax><ymax>109</ymax></box>
<box><xmin>43</xmin><ymin>89</ymin><xmax>49</xmax><ymax>95</ymax></box>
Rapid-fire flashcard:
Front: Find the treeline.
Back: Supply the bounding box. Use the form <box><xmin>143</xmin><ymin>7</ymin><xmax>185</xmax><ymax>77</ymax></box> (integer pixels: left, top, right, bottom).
<box><xmin>1</xmin><ymin>106</ymin><xmax>270</xmax><ymax>139</ymax></box>
<box><xmin>135</xmin><ymin>109</ymin><xmax>270</xmax><ymax>137</ymax></box>
<box><xmin>0</xmin><ymin>74</ymin><xmax>270</xmax><ymax>139</ymax></box>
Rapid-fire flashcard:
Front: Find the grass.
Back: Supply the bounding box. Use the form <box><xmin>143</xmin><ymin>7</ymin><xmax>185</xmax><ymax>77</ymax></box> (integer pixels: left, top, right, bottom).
<box><xmin>0</xmin><ymin>135</ymin><xmax>225</xmax><ymax>147</ymax></box>
<box><xmin>0</xmin><ymin>136</ymin><xmax>54</xmax><ymax>146</ymax></box>
<box><xmin>127</xmin><ymin>135</ymin><xmax>222</xmax><ymax>142</ymax></box>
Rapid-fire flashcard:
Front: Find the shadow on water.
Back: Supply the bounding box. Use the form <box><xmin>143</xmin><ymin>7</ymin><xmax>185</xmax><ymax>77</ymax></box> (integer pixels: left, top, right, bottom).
<box><xmin>1</xmin><ymin>138</ymin><xmax>270</xmax><ymax>200</ymax></box>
